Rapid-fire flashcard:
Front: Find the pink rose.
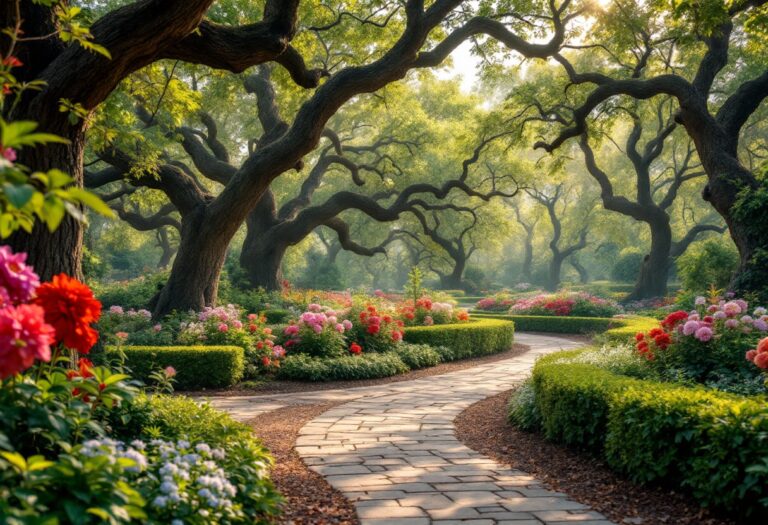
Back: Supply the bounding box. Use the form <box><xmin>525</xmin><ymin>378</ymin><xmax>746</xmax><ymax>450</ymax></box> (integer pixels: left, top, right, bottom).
<box><xmin>218</xmin><ymin>323</ymin><xmax>228</xmax><ymax>332</ymax></box>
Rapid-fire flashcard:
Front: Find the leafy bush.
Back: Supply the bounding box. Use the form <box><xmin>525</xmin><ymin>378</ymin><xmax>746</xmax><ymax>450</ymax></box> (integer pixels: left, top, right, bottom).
<box><xmin>395</xmin><ymin>343</ymin><xmax>442</xmax><ymax>369</ymax></box>
<box><xmin>403</xmin><ymin>319</ymin><xmax>514</xmax><ymax>360</ymax></box>
<box><xmin>277</xmin><ymin>353</ymin><xmax>409</xmax><ymax>381</ymax></box>
<box><xmin>507</xmin><ymin>379</ymin><xmax>541</xmax><ymax>431</ymax></box>
<box><xmin>93</xmin><ymin>273</ymin><xmax>168</xmax><ymax>310</ymax></box>
<box><xmin>280</xmin><ymin>304</ymin><xmax>351</xmax><ymax>357</ymax></box>
<box><xmin>106</xmin><ymin>346</ymin><xmax>245</xmax><ymax>389</ymax></box>
<box><xmin>602</xmin><ymin>316</ymin><xmax>662</xmax><ymax>342</ymax></box>
<box><xmin>611</xmin><ymin>249</ymin><xmax>644</xmax><ymax>283</ymax></box>
<box><xmin>473</xmin><ymin>313</ymin><xmax>616</xmax><ymax>334</ymax></box>
<box><xmin>263</xmin><ymin>308</ymin><xmax>291</xmax><ymax>323</ymax></box>
<box><xmin>349</xmin><ymin>303</ymin><xmax>405</xmax><ymax>353</ymax></box>
<box><xmin>529</xmin><ymin>353</ymin><xmax>768</xmax><ymax>517</ymax></box>
<box><xmin>676</xmin><ymin>238</ymin><xmax>739</xmax><ymax>293</ymax></box>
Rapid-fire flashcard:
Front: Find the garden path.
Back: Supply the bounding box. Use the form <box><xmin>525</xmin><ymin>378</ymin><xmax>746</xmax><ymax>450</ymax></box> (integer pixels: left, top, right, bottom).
<box><xmin>211</xmin><ymin>333</ymin><xmax>615</xmax><ymax>525</ymax></box>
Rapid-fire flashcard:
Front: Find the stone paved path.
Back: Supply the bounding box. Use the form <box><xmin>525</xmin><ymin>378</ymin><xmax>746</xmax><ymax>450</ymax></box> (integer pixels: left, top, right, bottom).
<box><xmin>211</xmin><ymin>333</ymin><xmax>615</xmax><ymax>525</ymax></box>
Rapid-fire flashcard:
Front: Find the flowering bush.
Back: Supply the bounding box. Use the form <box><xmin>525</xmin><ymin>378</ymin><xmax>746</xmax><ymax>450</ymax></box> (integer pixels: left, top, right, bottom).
<box><xmin>351</xmin><ymin>304</ymin><xmax>405</xmax><ymax>353</ymax></box>
<box><xmin>634</xmin><ymin>297</ymin><xmax>768</xmax><ymax>393</ymax></box>
<box><xmin>280</xmin><ymin>304</ymin><xmax>351</xmax><ymax>358</ymax></box>
<box><xmin>746</xmin><ymin>337</ymin><xmax>768</xmax><ymax>384</ymax></box>
<box><xmin>475</xmin><ymin>294</ymin><xmax>515</xmax><ymax>312</ymax></box>
<box><xmin>509</xmin><ymin>292</ymin><xmax>621</xmax><ymax>317</ymax></box>
<box><xmin>399</xmin><ymin>296</ymin><xmax>469</xmax><ymax>326</ymax></box>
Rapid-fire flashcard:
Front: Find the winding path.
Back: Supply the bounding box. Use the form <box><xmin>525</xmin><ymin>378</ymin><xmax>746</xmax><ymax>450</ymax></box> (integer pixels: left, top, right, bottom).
<box><xmin>211</xmin><ymin>333</ymin><xmax>615</xmax><ymax>525</ymax></box>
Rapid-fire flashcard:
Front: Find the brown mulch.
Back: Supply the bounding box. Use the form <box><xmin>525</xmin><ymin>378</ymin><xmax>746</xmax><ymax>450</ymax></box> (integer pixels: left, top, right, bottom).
<box><xmin>190</xmin><ymin>343</ymin><xmax>532</xmax><ymax>396</ymax></box>
<box><xmin>247</xmin><ymin>403</ymin><xmax>359</xmax><ymax>525</ymax></box>
<box><xmin>455</xmin><ymin>390</ymin><xmax>736</xmax><ymax>525</ymax></box>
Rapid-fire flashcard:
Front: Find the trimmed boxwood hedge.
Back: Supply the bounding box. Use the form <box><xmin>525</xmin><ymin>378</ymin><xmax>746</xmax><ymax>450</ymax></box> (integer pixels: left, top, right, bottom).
<box><xmin>525</xmin><ymin>351</ymin><xmax>768</xmax><ymax>517</ymax></box>
<box><xmin>472</xmin><ymin>312</ymin><xmax>658</xmax><ymax>336</ymax></box>
<box><xmin>602</xmin><ymin>316</ymin><xmax>660</xmax><ymax>342</ymax></box>
<box><xmin>262</xmin><ymin>308</ymin><xmax>291</xmax><ymax>323</ymax></box>
<box><xmin>277</xmin><ymin>352</ymin><xmax>409</xmax><ymax>381</ymax></box>
<box><xmin>403</xmin><ymin>318</ymin><xmax>514</xmax><ymax>360</ymax></box>
<box><xmin>105</xmin><ymin>345</ymin><xmax>245</xmax><ymax>389</ymax></box>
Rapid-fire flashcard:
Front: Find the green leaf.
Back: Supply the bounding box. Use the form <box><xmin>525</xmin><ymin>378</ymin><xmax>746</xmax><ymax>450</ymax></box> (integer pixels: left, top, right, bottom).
<box><xmin>3</xmin><ymin>183</ymin><xmax>36</xmax><ymax>209</ymax></box>
<box><xmin>0</xmin><ymin>120</ymin><xmax>69</xmax><ymax>148</ymax></box>
<box><xmin>0</xmin><ymin>451</ymin><xmax>27</xmax><ymax>473</ymax></box>
<box><xmin>67</xmin><ymin>188</ymin><xmax>115</xmax><ymax>218</ymax></box>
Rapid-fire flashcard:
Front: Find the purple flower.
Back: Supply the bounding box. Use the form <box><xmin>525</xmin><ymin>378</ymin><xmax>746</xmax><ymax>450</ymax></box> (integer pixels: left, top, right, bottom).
<box><xmin>682</xmin><ymin>320</ymin><xmax>700</xmax><ymax>336</ymax></box>
<box><xmin>713</xmin><ymin>311</ymin><xmax>727</xmax><ymax>320</ymax></box>
<box><xmin>740</xmin><ymin>315</ymin><xmax>754</xmax><ymax>325</ymax></box>
<box><xmin>754</xmin><ymin>307</ymin><xmax>767</xmax><ymax>317</ymax></box>
<box><xmin>0</xmin><ymin>245</ymin><xmax>40</xmax><ymax>305</ymax></box>
<box><xmin>109</xmin><ymin>305</ymin><xmax>124</xmax><ymax>314</ymax></box>
<box><xmin>694</xmin><ymin>326</ymin><xmax>713</xmax><ymax>342</ymax></box>
<box><xmin>754</xmin><ymin>319</ymin><xmax>768</xmax><ymax>331</ymax></box>
<box><xmin>725</xmin><ymin>319</ymin><xmax>739</xmax><ymax>329</ymax></box>
<box><xmin>735</xmin><ymin>299</ymin><xmax>749</xmax><ymax>311</ymax></box>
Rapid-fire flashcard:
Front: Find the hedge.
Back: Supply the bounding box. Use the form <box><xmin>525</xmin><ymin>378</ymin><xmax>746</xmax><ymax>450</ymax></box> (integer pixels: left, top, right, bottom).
<box><xmin>277</xmin><ymin>352</ymin><xmax>409</xmax><ymax>381</ymax></box>
<box><xmin>105</xmin><ymin>345</ymin><xmax>245</xmax><ymax>389</ymax></box>
<box><xmin>527</xmin><ymin>352</ymin><xmax>768</xmax><ymax>517</ymax></box>
<box><xmin>394</xmin><ymin>343</ymin><xmax>443</xmax><ymax>369</ymax></box>
<box><xmin>403</xmin><ymin>318</ymin><xmax>514</xmax><ymax>360</ymax></box>
<box><xmin>472</xmin><ymin>312</ymin><xmax>658</xmax><ymax>336</ymax></box>
<box><xmin>602</xmin><ymin>316</ymin><xmax>659</xmax><ymax>342</ymax></box>
<box><xmin>262</xmin><ymin>308</ymin><xmax>291</xmax><ymax>323</ymax></box>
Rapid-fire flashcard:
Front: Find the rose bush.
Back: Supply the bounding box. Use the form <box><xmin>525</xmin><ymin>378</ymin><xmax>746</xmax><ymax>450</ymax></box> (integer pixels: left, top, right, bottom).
<box><xmin>634</xmin><ymin>297</ymin><xmax>768</xmax><ymax>393</ymax></box>
<box><xmin>280</xmin><ymin>303</ymin><xmax>350</xmax><ymax>358</ymax></box>
<box><xmin>509</xmin><ymin>292</ymin><xmax>621</xmax><ymax>317</ymax></box>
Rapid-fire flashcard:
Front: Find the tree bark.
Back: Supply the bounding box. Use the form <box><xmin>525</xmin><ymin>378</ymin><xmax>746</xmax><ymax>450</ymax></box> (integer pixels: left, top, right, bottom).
<box><xmin>569</xmin><ymin>256</ymin><xmax>589</xmax><ymax>284</ymax></box>
<box><xmin>626</xmin><ymin>218</ymin><xmax>672</xmax><ymax>301</ymax></box>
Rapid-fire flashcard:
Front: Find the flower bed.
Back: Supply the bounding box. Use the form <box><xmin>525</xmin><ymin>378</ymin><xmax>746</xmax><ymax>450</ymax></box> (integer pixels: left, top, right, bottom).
<box><xmin>0</xmin><ymin>246</ymin><xmax>281</xmax><ymax>522</ymax></box>
<box><xmin>511</xmin><ymin>349</ymin><xmax>768</xmax><ymax>518</ymax></box>
<box><xmin>509</xmin><ymin>292</ymin><xmax>621</xmax><ymax>317</ymax></box>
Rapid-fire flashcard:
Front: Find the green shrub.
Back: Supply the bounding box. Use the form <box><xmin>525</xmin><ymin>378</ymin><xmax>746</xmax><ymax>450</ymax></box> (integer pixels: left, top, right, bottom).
<box><xmin>93</xmin><ymin>273</ymin><xmax>167</xmax><ymax>309</ymax></box>
<box><xmin>395</xmin><ymin>343</ymin><xmax>443</xmax><ymax>369</ymax></box>
<box><xmin>507</xmin><ymin>379</ymin><xmax>541</xmax><ymax>431</ymax></box>
<box><xmin>601</xmin><ymin>316</ymin><xmax>660</xmax><ymax>342</ymax></box>
<box><xmin>277</xmin><ymin>353</ymin><xmax>409</xmax><ymax>381</ymax></box>
<box><xmin>263</xmin><ymin>308</ymin><xmax>291</xmax><ymax>323</ymax></box>
<box><xmin>403</xmin><ymin>319</ymin><xmax>514</xmax><ymax>360</ymax></box>
<box><xmin>611</xmin><ymin>249</ymin><xmax>644</xmax><ymax>283</ymax></box>
<box><xmin>531</xmin><ymin>352</ymin><xmax>768</xmax><ymax>516</ymax></box>
<box><xmin>106</xmin><ymin>345</ymin><xmax>244</xmax><ymax>389</ymax></box>
<box><xmin>676</xmin><ymin>238</ymin><xmax>739</xmax><ymax>293</ymax></box>
<box><xmin>472</xmin><ymin>313</ymin><xmax>616</xmax><ymax>333</ymax></box>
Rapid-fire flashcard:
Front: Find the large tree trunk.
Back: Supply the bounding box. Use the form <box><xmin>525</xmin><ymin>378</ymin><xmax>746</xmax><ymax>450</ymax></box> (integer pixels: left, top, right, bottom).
<box><xmin>569</xmin><ymin>257</ymin><xmax>589</xmax><ymax>284</ymax></box>
<box><xmin>8</xmin><ymin>116</ymin><xmax>86</xmax><ymax>281</ymax></box>
<box><xmin>626</xmin><ymin>219</ymin><xmax>672</xmax><ymax>301</ymax></box>
<box><xmin>521</xmin><ymin>236</ymin><xmax>534</xmax><ymax>281</ymax></box>
<box><xmin>156</xmin><ymin>228</ymin><xmax>176</xmax><ymax>269</ymax></box>
<box><xmin>150</xmin><ymin>208</ymin><xmax>233</xmax><ymax>318</ymax></box>
<box><xmin>439</xmin><ymin>257</ymin><xmax>466</xmax><ymax>289</ymax></box>
<box><xmin>546</xmin><ymin>254</ymin><xmax>564</xmax><ymax>292</ymax></box>
<box><xmin>240</xmin><ymin>242</ymin><xmax>286</xmax><ymax>291</ymax></box>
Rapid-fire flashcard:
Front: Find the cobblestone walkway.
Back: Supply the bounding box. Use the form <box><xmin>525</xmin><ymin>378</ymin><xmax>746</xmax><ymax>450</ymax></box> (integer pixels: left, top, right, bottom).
<box><xmin>212</xmin><ymin>334</ymin><xmax>615</xmax><ymax>525</ymax></box>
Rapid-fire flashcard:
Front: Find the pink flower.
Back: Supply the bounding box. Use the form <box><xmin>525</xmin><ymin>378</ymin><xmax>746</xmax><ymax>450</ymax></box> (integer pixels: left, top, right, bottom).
<box><xmin>335</xmin><ymin>323</ymin><xmax>345</xmax><ymax>333</ymax></box>
<box><xmin>707</xmin><ymin>305</ymin><xmax>719</xmax><ymax>314</ymax></box>
<box><xmin>263</xmin><ymin>327</ymin><xmax>272</xmax><ymax>335</ymax></box>
<box><xmin>284</xmin><ymin>325</ymin><xmax>299</xmax><ymax>336</ymax></box>
<box><xmin>682</xmin><ymin>320</ymin><xmax>699</xmax><ymax>336</ymax></box>
<box><xmin>248</xmin><ymin>313</ymin><xmax>258</xmax><ymax>321</ymax></box>
<box><xmin>723</xmin><ymin>301</ymin><xmax>742</xmax><ymax>317</ymax></box>
<box><xmin>312</xmin><ymin>324</ymin><xmax>323</xmax><ymax>334</ymax></box>
<box><xmin>694</xmin><ymin>326</ymin><xmax>713</xmax><ymax>342</ymax></box>
<box><xmin>164</xmin><ymin>366</ymin><xmax>177</xmax><ymax>378</ymax></box>
<box><xmin>694</xmin><ymin>296</ymin><xmax>707</xmax><ymax>306</ymax></box>
<box><xmin>2</xmin><ymin>147</ymin><xmax>16</xmax><ymax>162</ymax></box>
<box><xmin>342</xmin><ymin>319</ymin><xmax>353</xmax><ymax>330</ymax></box>
<box><xmin>232</xmin><ymin>320</ymin><xmax>243</xmax><ymax>330</ymax></box>
<box><xmin>115</xmin><ymin>331</ymin><xmax>129</xmax><ymax>340</ymax></box>
<box><xmin>272</xmin><ymin>345</ymin><xmax>286</xmax><ymax>358</ymax></box>
<box><xmin>0</xmin><ymin>246</ymin><xmax>40</xmax><ymax>305</ymax></box>
<box><xmin>153</xmin><ymin>323</ymin><xmax>162</xmax><ymax>332</ymax></box>
<box><xmin>391</xmin><ymin>330</ymin><xmax>403</xmax><ymax>342</ymax></box>
<box><xmin>746</xmin><ymin>349</ymin><xmax>757</xmax><ymax>362</ymax></box>
<box><xmin>308</xmin><ymin>303</ymin><xmax>322</xmax><ymax>312</ymax></box>
<box><xmin>735</xmin><ymin>299</ymin><xmax>749</xmax><ymax>311</ymax></box>
<box><xmin>423</xmin><ymin>316</ymin><xmax>434</xmax><ymax>326</ymax></box>
<box><xmin>218</xmin><ymin>323</ymin><xmax>228</xmax><ymax>333</ymax></box>
<box><xmin>725</xmin><ymin>319</ymin><xmax>740</xmax><ymax>329</ymax></box>
<box><xmin>741</xmin><ymin>315</ymin><xmax>754</xmax><ymax>324</ymax></box>
<box><xmin>109</xmin><ymin>305</ymin><xmax>124</xmax><ymax>314</ymax></box>
<box><xmin>0</xmin><ymin>304</ymin><xmax>56</xmax><ymax>379</ymax></box>
<box><xmin>713</xmin><ymin>311</ymin><xmax>727</xmax><ymax>320</ymax></box>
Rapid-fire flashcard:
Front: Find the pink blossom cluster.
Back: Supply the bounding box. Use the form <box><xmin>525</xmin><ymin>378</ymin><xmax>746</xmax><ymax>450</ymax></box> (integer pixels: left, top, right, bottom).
<box><xmin>676</xmin><ymin>297</ymin><xmax>768</xmax><ymax>342</ymax></box>
<box><xmin>285</xmin><ymin>306</ymin><xmax>353</xmax><ymax>336</ymax></box>
<box><xmin>107</xmin><ymin>305</ymin><xmax>151</xmax><ymax>318</ymax></box>
<box><xmin>198</xmin><ymin>304</ymin><xmax>241</xmax><ymax>323</ymax></box>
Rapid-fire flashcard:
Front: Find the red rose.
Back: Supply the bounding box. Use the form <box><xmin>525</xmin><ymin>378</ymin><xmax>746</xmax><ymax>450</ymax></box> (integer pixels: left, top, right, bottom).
<box><xmin>350</xmin><ymin>342</ymin><xmax>362</xmax><ymax>355</ymax></box>
<box><xmin>367</xmin><ymin>324</ymin><xmax>380</xmax><ymax>335</ymax></box>
<box><xmin>34</xmin><ymin>274</ymin><xmax>101</xmax><ymax>354</ymax></box>
<box><xmin>635</xmin><ymin>332</ymin><xmax>645</xmax><ymax>342</ymax></box>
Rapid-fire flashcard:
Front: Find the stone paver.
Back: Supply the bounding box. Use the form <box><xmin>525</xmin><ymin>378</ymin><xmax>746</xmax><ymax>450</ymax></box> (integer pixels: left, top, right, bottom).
<box><xmin>211</xmin><ymin>334</ymin><xmax>616</xmax><ymax>525</ymax></box>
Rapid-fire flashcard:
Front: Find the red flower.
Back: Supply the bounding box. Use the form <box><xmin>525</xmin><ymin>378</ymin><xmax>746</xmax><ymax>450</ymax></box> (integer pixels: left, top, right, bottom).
<box><xmin>755</xmin><ymin>353</ymin><xmax>768</xmax><ymax>369</ymax></box>
<box><xmin>262</xmin><ymin>356</ymin><xmax>271</xmax><ymax>366</ymax></box>
<box><xmin>661</xmin><ymin>310</ymin><xmax>688</xmax><ymax>329</ymax></box>
<box><xmin>649</xmin><ymin>328</ymin><xmax>663</xmax><ymax>337</ymax></box>
<box><xmin>0</xmin><ymin>304</ymin><xmax>55</xmax><ymax>379</ymax></box>
<box><xmin>635</xmin><ymin>332</ymin><xmax>645</xmax><ymax>342</ymax></box>
<box><xmin>653</xmin><ymin>332</ymin><xmax>671</xmax><ymax>350</ymax></box>
<box><xmin>367</xmin><ymin>324</ymin><xmax>380</xmax><ymax>335</ymax></box>
<box><xmin>78</xmin><ymin>358</ymin><xmax>94</xmax><ymax>378</ymax></box>
<box><xmin>34</xmin><ymin>274</ymin><xmax>102</xmax><ymax>354</ymax></box>
<box><xmin>350</xmin><ymin>342</ymin><xmax>362</xmax><ymax>355</ymax></box>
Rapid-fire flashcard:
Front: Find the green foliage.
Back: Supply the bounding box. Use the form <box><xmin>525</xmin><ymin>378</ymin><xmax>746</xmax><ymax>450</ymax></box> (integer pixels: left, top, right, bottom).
<box><xmin>106</xmin><ymin>346</ymin><xmax>244</xmax><ymax>389</ymax></box>
<box><xmin>676</xmin><ymin>238</ymin><xmax>739</xmax><ymax>293</ymax></box>
<box><xmin>394</xmin><ymin>343</ymin><xmax>442</xmax><ymax>369</ymax></box>
<box><xmin>507</xmin><ymin>379</ymin><xmax>541</xmax><ymax>431</ymax></box>
<box><xmin>602</xmin><ymin>316</ymin><xmax>662</xmax><ymax>342</ymax></box>
<box><xmin>277</xmin><ymin>352</ymin><xmax>409</xmax><ymax>381</ymax></box>
<box><xmin>731</xmin><ymin>179</ymin><xmax>768</xmax><ymax>301</ymax></box>
<box><xmin>402</xmin><ymin>319</ymin><xmax>514</xmax><ymax>360</ymax></box>
<box><xmin>94</xmin><ymin>273</ymin><xmax>168</xmax><ymax>309</ymax></box>
<box><xmin>611</xmin><ymin>249</ymin><xmax>644</xmax><ymax>283</ymax></box>
<box><xmin>263</xmin><ymin>309</ymin><xmax>292</xmax><ymax>323</ymax></box>
<box><xmin>404</xmin><ymin>266</ymin><xmax>424</xmax><ymax>303</ymax></box>
<box><xmin>530</xmin><ymin>353</ymin><xmax>768</xmax><ymax>516</ymax></box>
<box><xmin>472</xmin><ymin>312</ymin><xmax>656</xmax><ymax>335</ymax></box>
